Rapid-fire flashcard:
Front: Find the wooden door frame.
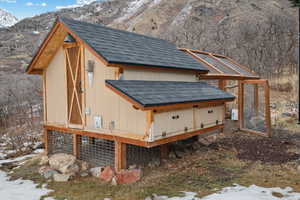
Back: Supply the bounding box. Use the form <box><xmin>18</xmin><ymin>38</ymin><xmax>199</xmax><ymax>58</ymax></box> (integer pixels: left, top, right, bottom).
<box><xmin>238</xmin><ymin>79</ymin><xmax>271</xmax><ymax>137</ymax></box>
<box><xmin>64</xmin><ymin>42</ymin><xmax>85</xmax><ymax>129</ymax></box>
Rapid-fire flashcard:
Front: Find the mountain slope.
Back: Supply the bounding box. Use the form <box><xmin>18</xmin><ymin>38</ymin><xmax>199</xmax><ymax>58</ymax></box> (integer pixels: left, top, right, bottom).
<box><xmin>0</xmin><ymin>8</ymin><xmax>17</xmax><ymax>27</ymax></box>
<box><xmin>0</xmin><ymin>0</ymin><xmax>297</xmax><ymax>103</ymax></box>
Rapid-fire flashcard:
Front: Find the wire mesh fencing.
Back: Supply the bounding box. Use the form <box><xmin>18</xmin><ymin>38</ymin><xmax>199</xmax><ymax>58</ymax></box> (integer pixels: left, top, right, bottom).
<box><xmin>47</xmin><ymin>130</ymin><xmax>161</xmax><ymax>168</ymax></box>
<box><xmin>126</xmin><ymin>145</ymin><xmax>160</xmax><ymax>168</ymax></box>
<box><xmin>48</xmin><ymin>130</ymin><xmax>73</xmax><ymax>155</ymax></box>
<box><xmin>78</xmin><ymin>136</ymin><xmax>115</xmax><ymax>167</ymax></box>
<box><xmin>243</xmin><ymin>83</ymin><xmax>267</xmax><ymax>134</ymax></box>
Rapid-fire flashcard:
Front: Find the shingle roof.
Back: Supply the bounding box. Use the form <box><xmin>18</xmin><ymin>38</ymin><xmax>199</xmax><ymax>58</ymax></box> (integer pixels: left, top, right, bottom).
<box><xmin>106</xmin><ymin>80</ymin><xmax>235</xmax><ymax>107</ymax></box>
<box><xmin>60</xmin><ymin>17</ymin><xmax>209</xmax><ymax>72</ymax></box>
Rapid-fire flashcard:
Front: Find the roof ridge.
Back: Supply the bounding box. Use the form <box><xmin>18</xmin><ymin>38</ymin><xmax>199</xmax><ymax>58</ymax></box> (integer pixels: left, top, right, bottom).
<box><xmin>59</xmin><ymin>17</ymin><xmax>172</xmax><ymax>44</ymax></box>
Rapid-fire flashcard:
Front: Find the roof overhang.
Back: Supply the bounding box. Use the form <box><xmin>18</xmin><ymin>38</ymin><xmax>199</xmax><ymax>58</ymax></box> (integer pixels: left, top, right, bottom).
<box><xmin>105</xmin><ymin>80</ymin><xmax>235</xmax><ymax>111</ymax></box>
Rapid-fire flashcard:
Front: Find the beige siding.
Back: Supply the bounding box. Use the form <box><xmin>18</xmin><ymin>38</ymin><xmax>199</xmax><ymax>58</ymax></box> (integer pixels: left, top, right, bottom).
<box><xmin>194</xmin><ymin>106</ymin><xmax>224</xmax><ymax>129</ymax></box>
<box><xmin>84</xmin><ymin>49</ymin><xmax>146</xmax><ymax>135</ymax></box>
<box><xmin>123</xmin><ymin>68</ymin><xmax>197</xmax><ymax>82</ymax></box>
<box><xmin>45</xmin><ymin>47</ymin><xmax>67</xmax><ymax>125</ymax></box>
<box><xmin>152</xmin><ymin>106</ymin><xmax>224</xmax><ymax>141</ymax></box>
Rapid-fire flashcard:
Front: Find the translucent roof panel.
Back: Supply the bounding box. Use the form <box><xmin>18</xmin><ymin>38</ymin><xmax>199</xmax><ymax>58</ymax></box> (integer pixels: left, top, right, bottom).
<box><xmin>214</xmin><ymin>56</ymin><xmax>256</xmax><ymax>77</ymax></box>
<box><xmin>194</xmin><ymin>53</ymin><xmax>239</xmax><ymax>75</ymax></box>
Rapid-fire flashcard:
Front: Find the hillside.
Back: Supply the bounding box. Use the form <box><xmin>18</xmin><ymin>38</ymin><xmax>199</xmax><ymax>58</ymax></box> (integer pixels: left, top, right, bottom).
<box><xmin>0</xmin><ymin>0</ymin><xmax>298</xmax><ymax>104</ymax></box>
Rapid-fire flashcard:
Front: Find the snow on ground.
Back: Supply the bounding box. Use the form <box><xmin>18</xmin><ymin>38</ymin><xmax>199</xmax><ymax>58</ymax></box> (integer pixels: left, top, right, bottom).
<box><xmin>153</xmin><ymin>184</ymin><xmax>300</xmax><ymax>200</ymax></box>
<box><xmin>0</xmin><ymin>149</ymin><xmax>53</xmax><ymax>200</ymax></box>
<box><xmin>0</xmin><ymin>171</ymin><xmax>54</xmax><ymax>200</ymax></box>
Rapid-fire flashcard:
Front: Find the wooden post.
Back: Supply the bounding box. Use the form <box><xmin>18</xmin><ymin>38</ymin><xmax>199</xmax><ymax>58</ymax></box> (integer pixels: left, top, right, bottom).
<box><xmin>218</xmin><ymin>80</ymin><xmax>226</xmax><ymax>90</ymax></box>
<box><xmin>44</xmin><ymin>128</ymin><xmax>49</xmax><ymax>155</ymax></box>
<box><xmin>73</xmin><ymin>134</ymin><xmax>80</xmax><ymax>158</ymax></box>
<box><xmin>254</xmin><ymin>84</ymin><xmax>259</xmax><ymax>115</ymax></box>
<box><xmin>238</xmin><ymin>81</ymin><xmax>244</xmax><ymax>129</ymax></box>
<box><xmin>115</xmin><ymin>141</ymin><xmax>126</xmax><ymax>172</ymax></box>
<box><xmin>219</xmin><ymin>80</ymin><xmax>227</xmax><ymax>132</ymax></box>
<box><xmin>160</xmin><ymin>144</ymin><xmax>169</xmax><ymax>161</ymax></box>
<box><xmin>264</xmin><ymin>81</ymin><xmax>272</xmax><ymax>138</ymax></box>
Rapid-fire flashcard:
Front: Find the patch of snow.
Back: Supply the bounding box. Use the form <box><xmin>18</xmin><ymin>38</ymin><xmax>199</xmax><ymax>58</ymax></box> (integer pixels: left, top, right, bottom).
<box><xmin>115</xmin><ymin>0</ymin><xmax>150</xmax><ymax>23</ymax></box>
<box><xmin>32</xmin><ymin>31</ymin><xmax>40</xmax><ymax>34</ymax></box>
<box><xmin>149</xmin><ymin>0</ymin><xmax>162</xmax><ymax>7</ymax></box>
<box><xmin>0</xmin><ymin>154</ymin><xmax>35</xmax><ymax>166</ymax></box>
<box><xmin>171</xmin><ymin>2</ymin><xmax>193</xmax><ymax>26</ymax></box>
<box><xmin>152</xmin><ymin>184</ymin><xmax>300</xmax><ymax>200</ymax></box>
<box><xmin>0</xmin><ymin>171</ymin><xmax>53</xmax><ymax>200</ymax></box>
<box><xmin>0</xmin><ymin>8</ymin><xmax>18</xmax><ymax>27</ymax></box>
<box><xmin>56</xmin><ymin>0</ymin><xmax>106</xmax><ymax>10</ymax></box>
<box><xmin>33</xmin><ymin>149</ymin><xmax>44</xmax><ymax>154</ymax></box>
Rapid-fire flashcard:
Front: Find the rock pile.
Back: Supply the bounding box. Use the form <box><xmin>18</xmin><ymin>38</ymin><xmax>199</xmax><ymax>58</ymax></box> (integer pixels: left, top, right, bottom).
<box><xmin>38</xmin><ymin>153</ymin><xmax>142</xmax><ymax>184</ymax></box>
<box><xmin>39</xmin><ymin>153</ymin><xmax>89</xmax><ymax>182</ymax></box>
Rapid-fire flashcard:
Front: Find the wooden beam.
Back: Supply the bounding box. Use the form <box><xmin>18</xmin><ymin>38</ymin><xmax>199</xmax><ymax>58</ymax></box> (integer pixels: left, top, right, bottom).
<box><xmin>115</xmin><ymin>141</ymin><xmax>126</xmax><ymax>172</ymax></box>
<box><xmin>264</xmin><ymin>81</ymin><xmax>272</xmax><ymax>138</ymax></box>
<box><xmin>254</xmin><ymin>84</ymin><xmax>259</xmax><ymax>115</ymax></box>
<box><xmin>143</xmin><ymin>110</ymin><xmax>154</xmax><ymax>140</ymax></box>
<box><xmin>73</xmin><ymin>134</ymin><xmax>80</xmax><ymax>158</ymax></box>
<box><xmin>154</xmin><ymin>103</ymin><xmax>224</xmax><ymax>113</ymax></box>
<box><xmin>199</xmin><ymin>74</ymin><xmax>260</xmax><ymax>80</ymax></box>
<box><xmin>42</xmin><ymin>70</ymin><xmax>48</xmax><ymax>123</ymax></box>
<box><xmin>44</xmin><ymin>124</ymin><xmax>224</xmax><ymax>148</ymax></box>
<box><xmin>26</xmin><ymin>20</ymin><xmax>61</xmax><ymax>74</ymax></box>
<box><xmin>160</xmin><ymin>144</ymin><xmax>169</xmax><ymax>161</ymax></box>
<box><xmin>63</xmin><ymin>42</ymin><xmax>78</xmax><ymax>49</ymax></box>
<box><xmin>44</xmin><ymin>129</ymin><xmax>49</xmax><ymax>155</ymax></box>
<box><xmin>238</xmin><ymin>81</ymin><xmax>244</xmax><ymax>129</ymax></box>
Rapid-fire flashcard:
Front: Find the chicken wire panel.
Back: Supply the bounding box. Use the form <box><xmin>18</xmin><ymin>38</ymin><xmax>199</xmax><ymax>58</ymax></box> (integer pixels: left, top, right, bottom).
<box><xmin>78</xmin><ymin>136</ymin><xmax>115</xmax><ymax>167</ymax></box>
<box><xmin>243</xmin><ymin>83</ymin><xmax>267</xmax><ymax>133</ymax></box>
<box><xmin>126</xmin><ymin>144</ymin><xmax>160</xmax><ymax>167</ymax></box>
<box><xmin>48</xmin><ymin>130</ymin><xmax>73</xmax><ymax>155</ymax></box>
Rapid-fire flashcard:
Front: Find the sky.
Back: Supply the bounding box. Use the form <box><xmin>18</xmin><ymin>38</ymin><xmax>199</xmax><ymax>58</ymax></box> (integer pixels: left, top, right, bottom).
<box><xmin>0</xmin><ymin>0</ymin><xmax>98</xmax><ymax>19</ymax></box>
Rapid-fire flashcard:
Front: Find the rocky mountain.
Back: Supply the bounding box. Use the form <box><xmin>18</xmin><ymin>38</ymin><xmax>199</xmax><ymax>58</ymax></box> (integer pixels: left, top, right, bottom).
<box><xmin>0</xmin><ymin>8</ymin><xmax>17</xmax><ymax>28</ymax></box>
<box><xmin>0</xmin><ymin>0</ymin><xmax>298</xmax><ymax>104</ymax></box>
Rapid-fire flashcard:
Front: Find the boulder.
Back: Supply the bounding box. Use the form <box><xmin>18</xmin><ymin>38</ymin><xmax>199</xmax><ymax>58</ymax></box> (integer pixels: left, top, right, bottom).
<box><xmin>53</xmin><ymin>173</ymin><xmax>72</xmax><ymax>182</ymax></box>
<box><xmin>99</xmin><ymin>166</ymin><xmax>115</xmax><ymax>182</ymax></box>
<box><xmin>49</xmin><ymin>153</ymin><xmax>76</xmax><ymax>173</ymax></box>
<box><xmin>39</xmin><ymin>166</ymin><xmax>58</xmax><ymax>179</ymax></box>
<box><xmin>79</xmin><ymin>161</ymin><xmax>89</xmax><ymax>172</ymax></box>
<box><xmin>90</xmin><ymin>167</ymin><xmax>104</xmax><ymax>178</ymax></box>
<box><xmin>39</xmin><ymin>155</ymin><xmax>49</xmax><ymax>166</ymax></box>
<box><xmin>115</xmin><ymin>169</ymin><xmax>141</xmax><ymax>184</ymax></box>
<box><xmin>80</xmin><ymin>172</ymin><xmax>89</xmax><ymax>177</ymax></box>
<box><xmin>60</xmin><ymin>163</ymin><xmax>80</xmax><ymax>175</ymax></box>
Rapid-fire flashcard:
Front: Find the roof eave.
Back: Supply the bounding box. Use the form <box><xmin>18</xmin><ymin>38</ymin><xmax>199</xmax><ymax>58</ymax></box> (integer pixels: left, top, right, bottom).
<box><xmin>105</xmin><ymin>81</ymin><xmax>235</xmax><ymax>111</ymax></box>
<box><xmin>26</xmin><ymin>17</ymin><xmax>61</xmax><ymax>75</ymax></box>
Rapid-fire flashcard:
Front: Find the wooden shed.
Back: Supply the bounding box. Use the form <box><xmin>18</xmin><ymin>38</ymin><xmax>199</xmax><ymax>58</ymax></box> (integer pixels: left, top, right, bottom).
<box><xmin>26</xmin><ymin>17</ymin><xmax>270</xmax><ymax>171</ymax></box>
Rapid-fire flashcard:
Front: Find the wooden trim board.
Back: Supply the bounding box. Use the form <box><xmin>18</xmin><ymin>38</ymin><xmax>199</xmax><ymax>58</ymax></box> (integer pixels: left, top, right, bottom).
<box><xmin>44</xmin><ymin>124</ymin><xmax>224</xmax><ymax>148</ymax></box>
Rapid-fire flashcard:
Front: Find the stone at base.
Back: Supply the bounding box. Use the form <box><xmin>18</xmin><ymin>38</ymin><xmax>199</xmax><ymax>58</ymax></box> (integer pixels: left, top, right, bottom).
<box><xmin>99</xmin><ymin>166</ymin><xmax>115</xmax><ymax>182</ymax></box>
<box><xmin>115</xmin><ymin>169</ymin><xmax>141</xmax><ymax>184</ymax></box>
<box><xmin>90</xmin><ymin>167</ymin><xmax>104</xmax><ymax>177</ymax></box>
<box><xmin>39</xmin><ymin>166</ymin><xmax>58</xmax><ymax>179</ymax></box>
<box><xmin>53</xmin><ymin>173</ymin><xmax>72</xmax><ymax>182</ymax></box>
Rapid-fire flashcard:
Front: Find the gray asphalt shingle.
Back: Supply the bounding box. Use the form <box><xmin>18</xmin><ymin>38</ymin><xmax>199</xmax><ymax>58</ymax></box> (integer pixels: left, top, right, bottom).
<box><xmin>106</xmin><ymin>80</ymin><xmax>235</xmax><ymax>107</ymax></box>
<box><xmin>60</xmin><ymin>17</ymin><xmax>209</xmax><ymax>72</ymax></box>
